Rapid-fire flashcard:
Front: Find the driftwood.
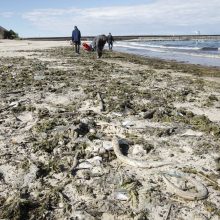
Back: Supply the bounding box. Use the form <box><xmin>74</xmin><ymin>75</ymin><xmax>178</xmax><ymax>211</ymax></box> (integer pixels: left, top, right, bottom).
<box><xmin>112</xmin><ymin>136</ymin><xmax>173</xmax><ymax>168</ymax></box>
<box><xmin>97</xmin><ymin>92</ymin><xmax>105</xmax><ymax>112</ymax></box>
<box><xmin>71</xmin><ymin>151</ymin><xmax>79</xmax><ymax>171</ymax></box>
<box><xmin>0</xmin><ymin>106</ymin><xmax>11</xmax><ymax>113</ymax></box>
<box><xmin>143</xmin><ymin>109</ymin><xmax>156</xmax><ymax>119</ymax></box>
<box><xmin>161</xmin><ymin>172</ymin><xmax>208</xmax><ymax>201</ymax></box>
<box><xmin>197</xmin><ymin>172</ymin><xmax>219</xmax><ymax>187</ymax></box>
<box><xmin>4</xmin><ymin>90</ymin><xmax>25</xmax><ymax>95</ymax></box>
<box><xmin>165</xmin><ymin>204</ymin><xmax>173</xmax><ymax>220</ymax></box>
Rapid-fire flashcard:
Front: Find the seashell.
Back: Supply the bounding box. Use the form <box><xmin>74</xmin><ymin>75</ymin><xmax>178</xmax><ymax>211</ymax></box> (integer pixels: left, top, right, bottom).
<box><xmin>114</xmin><ymin>190</ymin><xmax>129</xmax><ymax>201</ymax></box>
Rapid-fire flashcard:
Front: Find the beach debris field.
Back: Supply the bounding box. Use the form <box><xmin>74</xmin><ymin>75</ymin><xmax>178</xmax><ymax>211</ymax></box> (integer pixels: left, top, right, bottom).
<box><xmin>0</xmin><ymin>41</ymin><xmax>220</xmax><ymax>219</ymax></box>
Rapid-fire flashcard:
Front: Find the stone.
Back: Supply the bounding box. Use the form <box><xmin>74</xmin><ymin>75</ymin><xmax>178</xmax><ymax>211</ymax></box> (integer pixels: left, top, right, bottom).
<box><xmin>102</xmin><ymin>141</ymin><xmax>113</xmax><ymax>151</ymax></box>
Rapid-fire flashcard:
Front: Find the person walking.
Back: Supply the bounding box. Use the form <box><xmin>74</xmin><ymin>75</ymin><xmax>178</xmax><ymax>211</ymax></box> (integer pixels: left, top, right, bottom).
<box><xmin>92</xmin><ymin>35</ymin><xmax>107</xmax><ymax>58</ymax></box>
<box><xmin>72</xmin><ymin>26</ymin><xmax>81</xmax><ymax>54</ymax></box>
<box><xmin>107</xmin><ymin>33</ymin><xmax>114</xmax><ymax>50</ymax></box>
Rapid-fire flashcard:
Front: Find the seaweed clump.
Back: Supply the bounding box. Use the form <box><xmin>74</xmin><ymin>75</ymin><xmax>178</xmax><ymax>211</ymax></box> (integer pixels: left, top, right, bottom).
<box><xmin>151</xmin><ymin>107</ymin><xmax>220</xmax><ymax>137</ymax></box>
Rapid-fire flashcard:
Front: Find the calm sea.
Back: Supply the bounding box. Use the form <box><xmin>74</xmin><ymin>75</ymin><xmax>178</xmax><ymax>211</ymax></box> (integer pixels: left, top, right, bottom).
<box><xmin>114</xmin><ymin>40</ymin><xmax>220</xmax><ymax>67</ymax></box>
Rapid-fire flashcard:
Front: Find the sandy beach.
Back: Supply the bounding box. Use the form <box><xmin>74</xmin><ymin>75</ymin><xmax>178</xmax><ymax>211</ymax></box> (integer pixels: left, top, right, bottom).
<box><xmin>0</xmin><ymin>40</ymin><xmax>220</xmax><ymax>219</ymax></box>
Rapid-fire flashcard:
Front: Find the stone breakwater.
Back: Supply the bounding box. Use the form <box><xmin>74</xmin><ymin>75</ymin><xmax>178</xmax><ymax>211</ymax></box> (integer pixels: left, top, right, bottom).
<box><xmin>23</xmin><ymin>34</ymin><xmax>220</xmax><ymax>42</ymax></box>
<box><xmin>0</xmin><ymin>41</ymin><xmax>220</xmax><ymax>219</ymax></box>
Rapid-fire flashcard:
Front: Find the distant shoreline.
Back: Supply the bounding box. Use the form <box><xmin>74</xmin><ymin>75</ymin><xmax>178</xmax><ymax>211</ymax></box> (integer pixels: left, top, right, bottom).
<box><xmin>22</xmin><ymin>34</ymin><xmax>220</xmax><ymax>41</ymax></box>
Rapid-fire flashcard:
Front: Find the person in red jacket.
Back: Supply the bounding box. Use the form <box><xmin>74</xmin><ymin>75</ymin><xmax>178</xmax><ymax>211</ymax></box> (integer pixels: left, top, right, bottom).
<box><xmin>82</xmin><ymin>42</ymin><xmax>92</xmax><ymax>52</ymax></box>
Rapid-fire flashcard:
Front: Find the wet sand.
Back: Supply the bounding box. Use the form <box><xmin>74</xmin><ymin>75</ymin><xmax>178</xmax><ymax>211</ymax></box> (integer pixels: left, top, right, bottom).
<box><xmin>0</xmin><ymin>40</ymin><xmax>220</xmax><ymax>219</ymax></box>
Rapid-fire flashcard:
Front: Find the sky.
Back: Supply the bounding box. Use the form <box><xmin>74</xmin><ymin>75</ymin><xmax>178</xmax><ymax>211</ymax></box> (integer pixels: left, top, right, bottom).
<box><xmin>0</xmin><ymin>0</ymin><xmax>220</xmax><ymax>37</ymax></box>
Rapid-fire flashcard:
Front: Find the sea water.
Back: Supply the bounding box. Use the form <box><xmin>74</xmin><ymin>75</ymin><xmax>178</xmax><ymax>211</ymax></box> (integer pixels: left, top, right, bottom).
<box><xmin>114</xmin><ymin>40</ymin><xmax>220</xmax><ymax>67</ymax></box>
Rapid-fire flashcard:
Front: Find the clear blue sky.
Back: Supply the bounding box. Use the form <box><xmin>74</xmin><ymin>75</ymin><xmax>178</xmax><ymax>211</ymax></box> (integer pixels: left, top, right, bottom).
<box><xmin>1</xmin><ymin>0</ymin><xmax>219</xmax><ymax>37</ymax></box>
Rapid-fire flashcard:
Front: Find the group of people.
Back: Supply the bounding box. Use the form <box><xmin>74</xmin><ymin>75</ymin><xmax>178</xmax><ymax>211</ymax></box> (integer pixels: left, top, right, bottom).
<box><xmin>71</xmin><ymin>26</ymin><xmax>114</xmax><ymax>58</ymax></box>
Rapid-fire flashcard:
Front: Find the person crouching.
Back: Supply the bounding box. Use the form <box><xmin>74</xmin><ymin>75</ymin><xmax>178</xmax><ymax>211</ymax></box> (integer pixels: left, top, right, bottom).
<box><xmin>92</xmin><ymin>35</ymin><xmax>107</xmax><ymax>58</ymax></box>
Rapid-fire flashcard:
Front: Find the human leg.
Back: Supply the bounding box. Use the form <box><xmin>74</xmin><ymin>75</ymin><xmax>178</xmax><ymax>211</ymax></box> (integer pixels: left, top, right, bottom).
<box><xmin>74</xmin><ymin>42</ymin><xmax>77</xmax><ymax>53</ymax></box>
<box><xmin>76</xmin><ymin>43</ymin><xmax>80</xmax><ymax>54</ymax></box>
<box><xmin>97</xmin><ymin>50</ymin><xmax>102</xmax><ymax>58</ymax></box>
<box><xmin>110</xmin><ymin>42</ymin><xmax>113</xmax><ymax>50</ymax></box>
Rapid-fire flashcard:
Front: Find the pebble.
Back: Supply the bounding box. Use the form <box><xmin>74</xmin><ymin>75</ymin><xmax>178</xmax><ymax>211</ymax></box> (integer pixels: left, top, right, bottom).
<box><xmin>114</xmin><ymin>189</ymin><xmax>129</xmax><ymax>201</ymax></box>
<box><xmin>122</xmin><ymin>120</ymin><xmax>134</xmax><ymax>127</ymax></box>
<box><xmin>9</xmin><ymin>101</ymin><xmax>19</xmax><ymax>107</ymax></box>
<box><xmin>132</xmin><ymin>144</ymin><xmax>146</xmax><ymax>155</ymax></box>
<box><xmin>78</xmin><ymin>161</ymin><xmax>93</xmax><ymax>169</ymax></box>
<box><xmin>112</xmin><ymin>112</ymin><xmax>123</xmax><ymax>117</ymax></box>
<box><xmin>98</xmin><ymin>147</ymin><xmax>106</xmax><ymax>154</ymax></box>
<box><xmin>89</xmin><ymin>128</ymin><xmax>96</xmax><ymax>134</ymax></box>
<box><xmin>102</xmin><ymin>141</ymin><xmax>113</xmax><ymax>151</ymax></box>
<box><xmin>58</xmin><ymin>202</ymin><xmax>64</xmax><ymax>208</ymax></box>
<box><xmin>181</xmin><ymin>129</ymin><xmax>203</xmax><ymax>137</ymax></box>
<box><xmin>86</xmin><ymin>156</ymin><xmax>102</xmax><ymax>166</ymax></box>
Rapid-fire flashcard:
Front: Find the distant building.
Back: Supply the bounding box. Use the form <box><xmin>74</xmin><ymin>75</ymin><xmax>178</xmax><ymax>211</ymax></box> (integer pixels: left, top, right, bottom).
<box><xmin>0</xmin><ymin>26</ymin><xmax>8</xmax><ymax>39</ymax></box>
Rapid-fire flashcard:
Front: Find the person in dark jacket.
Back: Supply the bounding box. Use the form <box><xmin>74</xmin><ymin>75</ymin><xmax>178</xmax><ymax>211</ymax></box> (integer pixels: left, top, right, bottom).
<box><xmin>107</xmin><ymin>33</ymin><xmax>114</xmax><ymax>50</ymax></box>
<box><xmin>92</xmin><ymin>35</ymin><xmax>107</xmax><ymax>58</ymax></box>
<box><xmin>72</xmin><ymin>26</ymin><xmax>81</xmax><ymax>54</ymax></box>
